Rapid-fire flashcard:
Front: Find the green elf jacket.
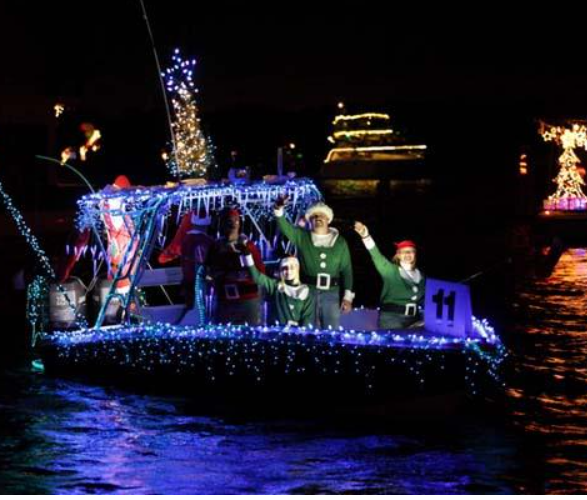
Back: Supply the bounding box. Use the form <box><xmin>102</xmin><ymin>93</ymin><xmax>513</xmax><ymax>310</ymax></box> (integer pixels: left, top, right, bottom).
<box><xmin>362</xmin><ymin>235</ymin><xmax>425</xmax><ymax>308</ymax></box>
<box><xmin>275</xmin><ymin>209</ymin><xmax>354</xmax><ymax>300</ymax></box>
<box><xmin>240</xmin><ymin>254</ymin><xmax>315</xmax><ymax>326</ymax></box>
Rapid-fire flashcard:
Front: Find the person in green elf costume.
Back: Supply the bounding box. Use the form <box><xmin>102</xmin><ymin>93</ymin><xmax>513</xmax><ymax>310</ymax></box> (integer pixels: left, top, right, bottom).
<box><xmin>239</xmin><ymin>246</ymin><xmax>316</xmax><ymax>327</ymax></box>
<box><xmin>354</xmin><ymin>221</ymin><xmax>425</xmax><ymax>329</ymax></box>
<box><xmin>274</xmin><ymin>195</ymin><xmax>354</xmax><ymax>329</ymax></box>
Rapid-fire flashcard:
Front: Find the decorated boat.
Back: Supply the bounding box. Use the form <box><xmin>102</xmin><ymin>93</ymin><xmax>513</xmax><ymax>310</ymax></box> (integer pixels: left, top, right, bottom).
<box><xmin>27</xmin><ymin>178</ymin><xmax>506</xmax><ymax>415</ymax></box>
<box><xmin>319</xmin><ymin>106</ymin><xmax>430</xmax><ymax>198</ymax></box>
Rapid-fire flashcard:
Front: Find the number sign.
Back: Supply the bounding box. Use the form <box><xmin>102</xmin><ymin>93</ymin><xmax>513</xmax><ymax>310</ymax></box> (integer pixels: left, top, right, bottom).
<box><xmin>424</xmin><ymin>278</ymin><xmax>472</xmax><ymax>337</ymax></box>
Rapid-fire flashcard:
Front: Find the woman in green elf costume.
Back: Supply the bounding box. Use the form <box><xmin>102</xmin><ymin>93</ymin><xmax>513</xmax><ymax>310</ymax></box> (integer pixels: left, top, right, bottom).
<box><xmin>354</xmin><ymin>221</ymin><xmax>425</xmax><ymax>330</ymax></box>
<box><xmin>239</xmin><ymin>246</ymin><xmax>315</xmax><ymax>327</ymax></box>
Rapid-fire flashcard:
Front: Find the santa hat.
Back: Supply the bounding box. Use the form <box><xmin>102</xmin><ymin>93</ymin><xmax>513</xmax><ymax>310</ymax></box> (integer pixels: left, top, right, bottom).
<box><xmin>395</xmin><ymin>240</ymin><xmax>417</xmax><ymax>251</ymax></box>
<box><xmin>113</xmin><ymin>175</ymin><xmax>131</xmax><ymax>190</ymax></box>
<box><xmin>305</xmin><ymin>202</ymin><xmax>333</xmax><ymax>223</ymax></box>
<box><xmin>190</xmin><ymin>206</ymin><xmax>211</xmax><ymax>227</ymax></box>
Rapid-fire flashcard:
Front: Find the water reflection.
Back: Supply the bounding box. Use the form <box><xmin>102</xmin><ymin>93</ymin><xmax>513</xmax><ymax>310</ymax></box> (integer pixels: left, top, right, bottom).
<box><xmin>508</xmin><ymin>248</ymin><xmax>587</xmax><ymax>494</ymax></box>
<box><xmin>3</xmin><ymin>249</ymin><xmax>587</xmax><ymax>493</ymax></box>
<box><xmin>0</xmin><ymin>372</ymin><xmax>520</xmax><ymax>494</ymax></box>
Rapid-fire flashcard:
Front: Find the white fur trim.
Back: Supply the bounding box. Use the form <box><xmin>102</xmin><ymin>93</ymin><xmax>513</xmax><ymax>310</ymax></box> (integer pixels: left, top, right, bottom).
<box><xmin>240</xmin><ymin>254</ymin><xmax>255</xmax><ymax>268</ymax></box>
<box><xmin>305</xmin><ymin>202</ymin><xmax>333</xmax><ymax>223</ymax></box>
<box><xmin>363</xmin><ymin>235</ymin><xmax>375</xmax><ymax>250</ymax></box>
<box><xmin>343</xmin><ymin>290</ymin><xmax>355</xmax><ymax>302</ymax></box>
<box><xmin>278</xmin><ymin>282</ymin><xmax>310</xmax><ymax>300</ymax></box>
<box><xmin>399</xmin><ymin>265</ymin><xmax>422</xmax><ymax>284</ymax></box>
<box><xmin>311</xmin><ymin>227</ymin><xmax>339</xmax><ymax>248</ymax></box>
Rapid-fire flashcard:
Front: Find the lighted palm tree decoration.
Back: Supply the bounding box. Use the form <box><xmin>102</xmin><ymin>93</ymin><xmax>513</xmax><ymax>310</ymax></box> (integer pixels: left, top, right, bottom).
<box><xmin>541</xmin><ymin>121</ymin><xmax>587</xmax><ymax>211</ymax></box>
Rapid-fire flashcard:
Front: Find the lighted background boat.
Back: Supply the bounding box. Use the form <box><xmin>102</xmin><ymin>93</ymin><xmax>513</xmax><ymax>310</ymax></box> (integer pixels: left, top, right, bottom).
<box><xmin>28</xmin><ymin>178</ymin><xmax>506</xmax><ymax>415</ymax></box>
<box><xmin>319</xmin><ymin>106</ymin><xmax>429</xmax><ymax>198</ymax></box>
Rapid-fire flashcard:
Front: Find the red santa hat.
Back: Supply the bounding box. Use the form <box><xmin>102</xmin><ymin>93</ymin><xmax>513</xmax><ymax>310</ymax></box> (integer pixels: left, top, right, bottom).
<box><xmin>113</xmin><ymin>175</ymin><xmax>132</xmax><ymax>190</ymax></box>
<box><xmin>395</xmin><ymin>240</ymin><xmax>417</xmax><ymax>251</ymax></box>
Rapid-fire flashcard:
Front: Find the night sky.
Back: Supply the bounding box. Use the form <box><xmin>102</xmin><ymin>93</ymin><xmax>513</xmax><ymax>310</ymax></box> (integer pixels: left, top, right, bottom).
<box><xmin>1</xmin><ymin>3</ymin><xmax>586</xmax><ymax>190</ymax></box>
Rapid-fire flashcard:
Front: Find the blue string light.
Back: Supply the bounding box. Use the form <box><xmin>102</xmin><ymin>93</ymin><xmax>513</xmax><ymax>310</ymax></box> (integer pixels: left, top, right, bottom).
<box><xmin>75</xmin><ymin>178</ymin><xmax>322</xmax><ymax>231</ymax></box>
<box><xmin>42</xmin><ymin>318</ymin><xmax>506</xmax><ymax>392</ymax></box>
<box><xmin>0</xmin><ymin>179</ymin><xmax>88</xmax><ymax>330</ymax></box>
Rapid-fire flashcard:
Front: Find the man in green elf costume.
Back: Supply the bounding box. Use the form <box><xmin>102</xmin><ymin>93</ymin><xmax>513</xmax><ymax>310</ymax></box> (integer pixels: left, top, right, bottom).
<box><xmin>354</xmin><ymin>221</ymin><xmax>425</xmax><ymax>329</ymax></box>
<box><xmin>274</xmin><ymin>196</ymin><xmax>354</xmax><ymax>329</ymax></box>
<box><xmin>239</xmin><ymin>248</ymin><xmax>316</xmax><ymax>327</ymax></box>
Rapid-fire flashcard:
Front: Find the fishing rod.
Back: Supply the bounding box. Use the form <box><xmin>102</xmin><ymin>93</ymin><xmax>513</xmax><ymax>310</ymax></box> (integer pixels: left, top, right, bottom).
<box><xmin>35</xmin><ymin>155</ymin><xmax>96</xmax><ymax>193</ymax></box>
<box><xmin>137</xmin><ymin>0</ymin><xmax>179</xmax><ymax>179</ymax></box>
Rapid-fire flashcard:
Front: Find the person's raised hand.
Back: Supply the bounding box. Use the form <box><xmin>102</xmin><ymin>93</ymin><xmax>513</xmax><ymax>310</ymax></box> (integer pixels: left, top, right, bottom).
<box><xmin>353</xmin><ymin>221</ymin><xmax>369</xmax><ymax>238</ymax></box>
<box><xmin>274</xmin><ymin>194</ymin><xmax>289</xmax><ymax>210</ymax></box>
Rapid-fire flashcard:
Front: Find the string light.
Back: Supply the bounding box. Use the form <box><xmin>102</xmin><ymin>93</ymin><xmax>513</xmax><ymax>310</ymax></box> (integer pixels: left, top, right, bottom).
<box><xmin>541</xmin><ymin>121</ymin><xmax>587</xmax><ymax>211</ymax></box>
<box><xmin>42</xmin><ymin>316</ymin><xmax>506</xmax><ymax>392</ymax></box>
<box><xmin>162</xmin><ymin>49</ymin><xmax>216</xmax><ymax>179</ymax></box>
<box><xmin>325</xmin><ymin>145</ymin><xmax>427</xmax><ymax>163</ymax></box>
<box><xmin>333</xmin><ymin>113</ymin><xmax>390</xmax><ymax>125</ymax></box>
<box><xmin>332</xmin><ymin>128</ymin><xmax>394</xmax><ymax>139</ymax></box>
<box><xmin>26</xmin><ymin>275</ymin><xmax>50</xmax><ymax>346</ymax></box>
<box><xmin>74</xmin><ymin>178</ymin><xmax>323</xmax><ymax>232</ymax></box>
<box><xmin>0</xmin><ymin>180</ymin><xmax>55</xmax><ymax>278</ymax></box>
<box><xmin>0</xmin><ymin>179</ymin><xmax>87</xmax><ymax>329</ymax></box>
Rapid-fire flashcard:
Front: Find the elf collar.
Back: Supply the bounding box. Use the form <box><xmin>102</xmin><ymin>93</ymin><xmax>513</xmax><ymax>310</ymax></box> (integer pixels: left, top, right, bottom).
<box><xmin>311</xmin><ymin>227</ymin><xmax>339</xmax><ymax>248</ymax></box>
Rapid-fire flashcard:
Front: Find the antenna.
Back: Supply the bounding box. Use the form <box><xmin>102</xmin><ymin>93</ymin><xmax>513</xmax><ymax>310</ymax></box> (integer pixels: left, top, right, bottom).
<box><xmin>138</xmin><ymin>0</ymin><xmax>178</xmax><ymax>177</ymax></box>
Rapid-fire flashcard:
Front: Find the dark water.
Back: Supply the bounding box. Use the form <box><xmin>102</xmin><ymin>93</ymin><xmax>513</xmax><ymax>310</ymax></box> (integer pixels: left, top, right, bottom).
<box><xmin>0</xmin><ymin>249</ymin><xmax>586</xmax><ymax>494</ymax></box>
<box><xmin>0</xmin><ymin>372</ymin><xmax>520</xmax><ymax>495</ymax></box>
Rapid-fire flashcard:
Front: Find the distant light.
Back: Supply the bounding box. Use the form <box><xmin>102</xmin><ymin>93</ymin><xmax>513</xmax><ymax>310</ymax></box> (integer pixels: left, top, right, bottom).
<box><xmin>54</xmin><ymin>103</ymin><xmax>64</xmax><ymax>118</ymax></box>
<box><xmin>289</xmin><ymin>143</ymin><xmax>296</xmax><ymax>149</ymax></box>
<box><xmin>337</xmin><ymin>102</ymin><xmax>345</xmax><ymax>109</ymax></box>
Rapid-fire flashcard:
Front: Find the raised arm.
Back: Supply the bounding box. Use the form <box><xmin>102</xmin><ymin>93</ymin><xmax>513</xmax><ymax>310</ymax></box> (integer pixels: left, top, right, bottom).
<box><xmin>238</xmin><ymin>245</ymin><xmax>276</xmax><ymax>294</ymax></box>
<box><xmin>273</xmin><ymin>195</ymin><xmax>304</xmax><ymax>247</ymax></box>
<box><xmin>353</xmin><ymin>221</ymin><xmax>396</xmax><ymax>277</ymax></box>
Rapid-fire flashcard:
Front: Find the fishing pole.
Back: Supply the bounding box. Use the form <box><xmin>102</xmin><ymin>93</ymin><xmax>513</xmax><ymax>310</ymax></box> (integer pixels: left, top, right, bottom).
<box><xmin>137</xmin><ymin>0</ymin><xmax>179</xmax><ymax>179</ymax></box>
<box><xmin>35</xmin><ymin>155</ymin><xmax>96</xmax><ymax>193</ymax></box>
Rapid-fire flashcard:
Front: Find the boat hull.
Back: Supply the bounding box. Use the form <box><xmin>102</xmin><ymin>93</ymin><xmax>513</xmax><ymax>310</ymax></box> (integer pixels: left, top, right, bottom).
<box><xmin>37</xmin><ymin>324</ymin><xmax>504</xmax><ymax>418</ymax></box>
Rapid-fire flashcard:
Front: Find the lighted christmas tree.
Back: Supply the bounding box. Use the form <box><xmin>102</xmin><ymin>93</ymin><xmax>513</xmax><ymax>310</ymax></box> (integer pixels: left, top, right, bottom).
<box><xmin>541</xmin><ymin>121</ymin><xmax>587</xmax><ymax>211</ymax></box>
<box><xmin>162</xmin><ymin>49</ymin><xmax>216</xmax><ymax>179</ymax></box>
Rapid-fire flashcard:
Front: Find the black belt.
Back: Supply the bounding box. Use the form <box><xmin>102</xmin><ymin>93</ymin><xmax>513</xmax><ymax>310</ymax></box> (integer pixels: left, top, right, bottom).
<box><xmin>300</xmin><ymin>273</ymin><xmax>339</xmax><ymax>289</ymax></box>
<box><xmin>381</xmin><ymin>303</ymin><xmax>421</xmax><ymax>317</ymax></box>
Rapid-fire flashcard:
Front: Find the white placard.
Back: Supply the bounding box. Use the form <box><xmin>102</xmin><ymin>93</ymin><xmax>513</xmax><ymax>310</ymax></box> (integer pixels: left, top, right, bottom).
<box><xmin>424</xmin><ymin>278</ymin><xmax>472</xmax><ymax>337</ymax></box>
